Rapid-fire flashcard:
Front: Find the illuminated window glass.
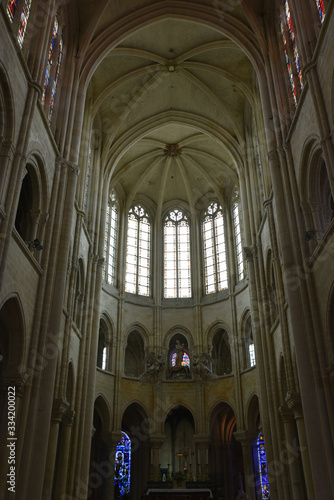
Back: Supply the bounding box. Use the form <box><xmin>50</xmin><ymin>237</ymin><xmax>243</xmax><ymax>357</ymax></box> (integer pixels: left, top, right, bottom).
<box><xmin>315</xmin><ymin>0</ymin><xmax>325</xmax><ymax>23</ymax></box>
<box><xmin>233</xmin><ymin>203</ymin><xmax>244</xmax><ymax>281</ymax></box>
<box><xmin>249</xmin><ymin>343</ymin><xmax>256</xmax><ymax>367</ymax></box>
<box><xmin>171</xmin><ymin>351</ymin><xmax>190</xmax><ymax>367</ymax></box>
<box><xmin>125</xmin><ymin>205</ymin><xmax>150</xmax><ymax>296</ymax></box>
<box><xmin>203</xmin><ymin>203</ymin><xmax>227</xmax><ymax>294</ymax></box>
<box><xmin>6</xmin><ymin>0</ymin><xmax>18</xmax><ymax>22</ymax></box>
<box><xmin>114</xmin><ymin>432</ymin><xmax>131</xmax><ymax>498</ymax></box>
<box><xmin>279</xmin><ymin>1</ymin><xmax>303</xmax><ymax>106</ymax></box>
<box><xmin>42</xmin><ymin>15</ymin><xmax>63</xmax><ymax>123</ymax></box>
<box><xmin>164</xmin><ymin>209</ymin><xmax>191</xmax><ymax>298</ymax></box>
<box><xmin>17</xmin><ymin>0</ymin><xmax>32</xmax><ymax>47</ymax></box>
<box><xmin>103</xmin><ymin>196</ymin><xmax>118</xmax><ymax>285</ymax></box>
<box><xmin>257</xmin><ymin>433</ymin><xmax>270</xmax><ymax>499</ymax></box>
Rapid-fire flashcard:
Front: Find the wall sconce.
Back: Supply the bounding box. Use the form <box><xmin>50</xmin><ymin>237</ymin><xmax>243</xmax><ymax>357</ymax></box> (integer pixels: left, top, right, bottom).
<box><xmin>28</xmin><ymin>239</ymin><xmax>43</xmax><ymax>251</ymax></box>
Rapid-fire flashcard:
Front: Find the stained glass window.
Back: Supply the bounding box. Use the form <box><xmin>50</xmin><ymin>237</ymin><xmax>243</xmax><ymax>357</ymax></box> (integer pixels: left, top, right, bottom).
<box><xmin>249</xmin><ymin>343</ymin><xmax>256</xmax><ymax>367</ymax></box>
<box><xmin>257</xmin><ymin>433</ymin><xmax>270</xmax><ymax>499</ymax></box>
<box><xmin>114</xmin><ymin>432</ymin><xmax>131</xmax><ymax>498</ymax></box>
<box><xmin>103</xmin><ymin>196</ymin><xmax>118</xmax><ymax>285</ymax></box>
<box><xmin>164</xmin><ymin>209</ymin><xmax>191</xmax><ymax>298</ymax></box>
<box><xmin>49</xmin><ymin>34</ymin><xmax>63</xmax><ymax>121</ymax></box>
<box><xmin>42</xmin><ymin>16</ymin><xmax>58</xmax><ymax>106</ymax></box>
<box><xmin>315</xmin><ymin>0</ymin><xmax>325</xmax><ymax>23</ymax></box>
<box><xmin>125</xmin><ymin>205</ymin><xmax>150</xmax><ymax>296</ymax></box>
<box><xmin>6</xmin><ymin>0</ymin><xmax>18</xmax><ymax>22</ymax></box>
<box><xmin>233</xmin><ymin>203</ymin><xmax>244</xmax><ymax>281</ymax></box>
<box><xmin>171</xmin><ymin>351</ymin><xmax>190</xmax><ymax>367</ymax></box>
<box><xmin>17</xmin><ymin>0</ymin><xmax>32</xmax><ymax>48</ymax></box>
<box><xmin>42</xmin><ymin>15</ymin><xmax>63</xmax><ymax>123</ymax></box>
<box><xmin>280</xmin><ymin>1</ymin><xmax>303</xmax><ymax>106</ymax></box>
<box><xmin>203</xmin><ymin>203</ymin><xmax>227</xmax><ymax>294</ymax></box>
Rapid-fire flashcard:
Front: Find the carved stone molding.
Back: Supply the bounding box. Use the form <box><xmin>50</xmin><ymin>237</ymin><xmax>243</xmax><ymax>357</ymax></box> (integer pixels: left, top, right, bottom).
<box><xmin>2</xmin><ymin>371</ymin><xmax>29</xmax><ymax>398</ymax></box>
<box><xmin>244</xmin><ymin>245</ymin><xmax>256</xmax><ymax>262</ymax></box>
<box><xmin>52</xmin><ymin>395</ymin><xmax>70</xmax><ymax>422</ymax></box>
<box><xmin>285</xmin><ymin>390</ymin><xmax>303</xmax><ymax>418</ymax></box>
<box><xmin>279</xmin><ymin>404</ymin><xmax>295</xmax><ymax>423</ymax></box>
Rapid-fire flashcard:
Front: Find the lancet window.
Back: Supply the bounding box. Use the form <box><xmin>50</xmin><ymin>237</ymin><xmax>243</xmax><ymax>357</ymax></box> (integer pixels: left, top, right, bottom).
<box><xmin>203</xmin><ymin>202</ymin><xmax>227</xmax><ymax>294</ymax></box>
<box><xmin>125</xmin><ymin>205</ymin><xmax>151</xmax><ymax>296</ymax></box>
<box><xmin>164</xmin><ymin>209</ymin><xmax>191</xmax><ymax>298</ymax></box>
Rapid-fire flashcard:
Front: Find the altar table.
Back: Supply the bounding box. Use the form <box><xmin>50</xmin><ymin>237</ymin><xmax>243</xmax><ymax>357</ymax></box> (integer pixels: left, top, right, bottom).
<box><xmin>146</xmin><ymin>488</ymin><xmax>212</xmax><ymax>499</ymax></box>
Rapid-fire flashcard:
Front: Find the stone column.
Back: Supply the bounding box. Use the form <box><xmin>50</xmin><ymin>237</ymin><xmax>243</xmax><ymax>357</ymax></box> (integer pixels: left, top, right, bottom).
<box><xmin>53</xmin><ymin>407</ymin><xmax>76</xmax><ymax>499</ymax></box>
<box><xmin>234</xmin><ymin>430</ymin><xmax>257</xmax><ymax>500</ymax></box>
<box><xmin>43</xmin><ymin>397</ymin><xmax>70</xmax><ymax>499</ymax></box>
<box><xmin>100</xmin><ymin>431</ymin><xmax>123</xmax><ymax>500</ymax></box>
<box><xmin>0</xmin><ymin>371</ymin><xmax>28</xmax><ymax>493</ymax></box>
<box><xmin>150</xmin><ymin>436</ymin><xmax>164</xmax><ymax>481</ymax></box>
<box><xmin>286</xmin><ymin>391</ymin><xmax>315</xmax><ymax>500</ymax></box>
<box><xmin>279</xmin><ymin>404</ymin><xmax>307</xmax><ymax>500</ymax></box>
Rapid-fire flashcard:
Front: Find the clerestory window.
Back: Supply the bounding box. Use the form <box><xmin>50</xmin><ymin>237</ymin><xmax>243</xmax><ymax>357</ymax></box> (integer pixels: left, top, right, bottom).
<box><xmin>203</xmin><ymin>202</ymin><xmax>227</xmax><ymax>294</ymax></box>
<box><xmin>164</xmin><ymin>209</ymin><xmax>191</xmax><ymax>298</ymax></box>
<box><xmin>125</xmin><ymin>205</ymin><xmax>151</xmax><ymax>296</ymax></box>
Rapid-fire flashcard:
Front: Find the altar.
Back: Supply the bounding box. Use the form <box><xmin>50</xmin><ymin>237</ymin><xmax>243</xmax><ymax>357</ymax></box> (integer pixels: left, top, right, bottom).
<box><xmin>146</xmin><ymin>488</ymin><xmax>212</xmax><ymax>499</ymax></box>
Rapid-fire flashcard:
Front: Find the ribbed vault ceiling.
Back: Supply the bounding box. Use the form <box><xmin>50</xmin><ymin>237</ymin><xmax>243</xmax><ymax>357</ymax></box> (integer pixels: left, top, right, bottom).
<box><xmin>86</xmin><ymin>5</ymin><xmax>263</xmax><ymax>211</ymax></box>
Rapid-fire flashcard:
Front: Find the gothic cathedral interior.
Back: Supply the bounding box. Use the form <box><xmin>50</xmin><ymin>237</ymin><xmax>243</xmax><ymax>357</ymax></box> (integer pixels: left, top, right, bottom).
<box><xmin>0</xmin><ymin>0</ymin><xmax>334</xmax><ymax>499</ymax></box>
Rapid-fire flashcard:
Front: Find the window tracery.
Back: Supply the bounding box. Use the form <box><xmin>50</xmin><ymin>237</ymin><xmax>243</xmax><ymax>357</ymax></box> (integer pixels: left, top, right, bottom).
<box><xmin>203</xmin><ymin>202</ymin><xmax>227</xmax><ymax>294</ymax></box>
<box><xmin>164</xmin><ymin>209</ymin><xmax>191</xmax><ymax>298</ymax></box>
<box><xmin>125</xmin><ymin>205</ymin><xmax>151</xmax><ymax>296</ymax></box>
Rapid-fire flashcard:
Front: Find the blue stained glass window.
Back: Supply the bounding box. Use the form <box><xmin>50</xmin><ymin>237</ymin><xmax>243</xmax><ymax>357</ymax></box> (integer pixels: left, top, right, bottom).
<box><xmin>114</xmin><ymin>432</ymin><xmax>131</xmax><ymax>498</ymax></box>
<box><xmin>257</xmin><ymin>433</ymin><xmax>270</xmax><ymax>499</ymax></box>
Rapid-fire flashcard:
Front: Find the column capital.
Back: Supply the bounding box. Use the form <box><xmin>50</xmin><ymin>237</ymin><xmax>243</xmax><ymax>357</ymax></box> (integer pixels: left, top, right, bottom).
<box><xmin>244</xmin><ymin>245</ymin><xmax>256</xmax><ymax>262</ymax></box>
<box><xmin>150</xmin><ymin>434</ymin><xmax>165</xmax><ymax>448</ymax></box>
<box><xmin>279</xmin><ymin>403</ymin><xmax>295</xmax><ymax>423</ymax></box>
<box><xmin>52</xmin><ymin>395</ymin><xmax>70</xmax><ymax>422</ymax></box>
<box><xmin>285</xmin><ymin>390</ymin><xmax>303</xmax><ymax>418</ymax></box>
<box><xmin>233</xmin><ymin>429</ymin><xmax>257</xmax><ymax>446</ymax></box>
<box><xmin>1</xmin><ymin>371</ymin><xmax>29</xmax><ymax>397</ymax></box>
